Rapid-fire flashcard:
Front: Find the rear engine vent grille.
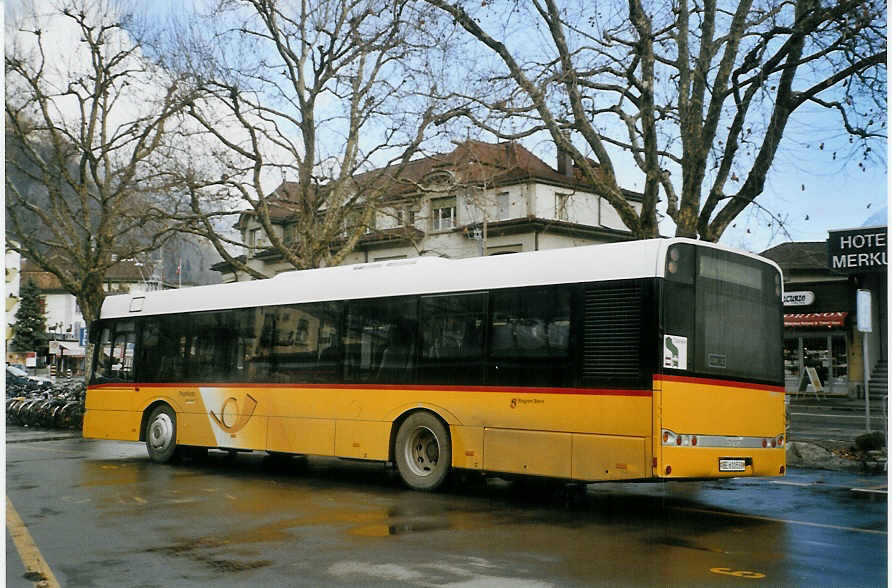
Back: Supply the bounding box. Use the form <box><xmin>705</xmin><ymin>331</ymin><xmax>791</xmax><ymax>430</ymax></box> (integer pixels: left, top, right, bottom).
<box><xmin>583</xmin><ymin>284</ymin><xmax>641</xmax><ymax>385</ymax></box>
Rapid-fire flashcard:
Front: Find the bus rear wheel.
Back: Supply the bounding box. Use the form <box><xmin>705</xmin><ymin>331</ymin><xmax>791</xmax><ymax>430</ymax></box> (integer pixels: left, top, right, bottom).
<box><xmin>394</xmin><ymin>412</ymin><xmax>451</xmax><ymax>491</ymax></box>
<box><xmin>146</xmin><ymin>405</ymin><xmax>178</xmax><ymax>463</ymax></box>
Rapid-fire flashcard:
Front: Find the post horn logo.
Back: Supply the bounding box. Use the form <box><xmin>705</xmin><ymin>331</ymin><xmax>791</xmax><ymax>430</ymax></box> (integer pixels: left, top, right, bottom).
<box><xmin>209</xmin><ymin>393</ymin><xmax>258</xmax><ymax>434</ymax></box>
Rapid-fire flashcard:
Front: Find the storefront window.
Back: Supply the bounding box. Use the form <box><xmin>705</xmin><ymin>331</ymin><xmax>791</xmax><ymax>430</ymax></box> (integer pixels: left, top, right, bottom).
<box><xmin>784</xmin><ymin>333</ymin><xmax>848</xmax><ymax>395</ymax></box>
<box><xmin>831</xmin><ymin>335</ymin><xmax>848</xmax><ymax>388</ymax></box>
<box><xmin>784</xmin><ymin>338</ymin><xmax>801</xmax><ymax>391</ymax></box>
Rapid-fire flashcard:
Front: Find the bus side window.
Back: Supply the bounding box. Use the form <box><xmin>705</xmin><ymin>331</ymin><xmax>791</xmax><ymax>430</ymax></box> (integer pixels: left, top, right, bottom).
<box><xmin>261</xmin><ymin>302</ymin><xmax>342</xmax><ymax>383</ymax></box>
<box><xmin>419</xmin><ymin>293</ymin><xmax>486</xmax><ymax>386</ymax></box>
<box><xmin>345</xmin><ymin>297</ymin><xmax>417</xmax><ymax>384</ymax></box>
<box><xmin>488</xmin><ymin>286</ymin><xmax>572</xmax><ymax>387</ymax></box>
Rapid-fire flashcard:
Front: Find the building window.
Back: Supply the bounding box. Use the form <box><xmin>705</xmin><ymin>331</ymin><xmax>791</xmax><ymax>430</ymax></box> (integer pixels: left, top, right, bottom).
<box><xmin>555</xmin><ymin>193</ymin><xmax>570</xmax><ymax>221</ymax></box>
<box><xmin>283</xmin><ymin>223</ymin><xmax>297</xmax><ymax>245</ymax></box>
<box><xmin>431</xmin><ymin>197</ymin><xmax>456</xmax><ymax>231</ymax></box>
<box><xmin>343</xmin><ymin>209</ymin><xmax>373</xmax><ymax>237</ymax></box>
<box><xmin>396</xmin><ymin>208</ymin><xmax>415</xmax><ymax>228</ymax></box>
<box><xmin>497</xmin><ymin>192</ymin><xmax>510</xmax><ymax>220</ymax></box>
<box><xmin>247</xmin><ymin>228</ymin><xmax>261</xmax><ymax>252</ymax></box>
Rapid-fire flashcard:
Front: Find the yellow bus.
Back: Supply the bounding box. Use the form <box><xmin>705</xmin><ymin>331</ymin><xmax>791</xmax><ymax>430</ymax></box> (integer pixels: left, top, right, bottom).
<box><xmin>83</xmin><ymin>238</ymin><xmax>786</xmax><ymax>490</ymax></box>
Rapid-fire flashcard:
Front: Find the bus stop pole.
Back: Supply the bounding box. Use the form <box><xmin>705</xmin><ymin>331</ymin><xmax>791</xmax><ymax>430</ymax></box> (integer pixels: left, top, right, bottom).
<box><xmin>863</xmin><ymin>334</ymin><xmax>871</xmax><ymax>433</ymax></box>
<box><xmin>857</xmin><ymin>289</ymin><xmax>872</xmax><ymax>433</ymax></box>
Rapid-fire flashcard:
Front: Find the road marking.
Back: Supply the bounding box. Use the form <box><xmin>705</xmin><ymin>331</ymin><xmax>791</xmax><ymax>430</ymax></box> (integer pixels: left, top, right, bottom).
<box><xmin>6</xmin><ymin>497</ymin><xmax>62</xmax><ymax>588</ymax></box>
<box><xmin>672</xmin><ymin>506</ymin><xmax>887</xmax><ymax>535</ymax></box>
<box><xmin>710</xmin><ymin>567</ymin><xmax>766</xmax><ymax>579</ymax></box>
<box><xmin>773</xmin><ymin>480</ymin><xmax>888</xmax><ymax>494</ymax></box>
<box><xmin>850</xmin><ymin>485</ymin><xmax>888</xmax><ymax>495</ymax></box>
<box><xmin>789</xmin><ymin>412</ymin><xmax>870</xmax><ymax>419</ymax></box>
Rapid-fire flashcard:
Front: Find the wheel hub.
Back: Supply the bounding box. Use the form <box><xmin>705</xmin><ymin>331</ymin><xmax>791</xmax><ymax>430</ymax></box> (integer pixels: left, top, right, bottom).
<box><xmin>149</xmin><ymin>413</ymin><xmax>173</xmax><ymax>451</ymax></box>
<box><xmin>405</xmin><ymin>426</ymin><xmax>439</xmax><ymax>477</ymax></box>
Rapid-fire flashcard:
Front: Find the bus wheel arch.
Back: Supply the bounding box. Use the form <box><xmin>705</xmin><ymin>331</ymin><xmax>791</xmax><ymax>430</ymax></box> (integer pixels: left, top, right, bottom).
<box><xmin>391</xmin><ymin>409</ymin><xmax>452</xmax><ymax>491</ymax></box>
<box><xmin>143</xmin><ymin>403</ymin><xmax>178</xmax><ymax>463</ymax></box>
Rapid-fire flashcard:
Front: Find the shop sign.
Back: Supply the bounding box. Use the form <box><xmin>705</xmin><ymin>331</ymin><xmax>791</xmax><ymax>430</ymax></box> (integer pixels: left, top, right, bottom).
<box><xmin>783</xmin><ymin>312</ymin><xmax>847</xmax><ymax>327</ymax></box>
<box><xmin>782</xmin><ymin>291</ymin><xmax>814</xmax><ymax>306</ymax></box>
<box><xmin>827</xmin><ymin>227</ymin><xmax>888</xmax><ymax>273</ymax></box>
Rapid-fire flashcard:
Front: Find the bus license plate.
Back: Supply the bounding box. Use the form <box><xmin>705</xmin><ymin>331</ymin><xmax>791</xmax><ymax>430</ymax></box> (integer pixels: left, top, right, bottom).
<box><xmin>719</xmin><ymin>459</ymin><xmax>746</xmax><ymax>472</ymax></box>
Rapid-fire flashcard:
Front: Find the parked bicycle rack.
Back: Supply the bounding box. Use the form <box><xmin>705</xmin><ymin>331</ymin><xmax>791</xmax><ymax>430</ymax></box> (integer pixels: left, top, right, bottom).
<box><xmin>6</xmin><ymin>378</ymin><xmax>85</xmax><ymax>430</ymax></box>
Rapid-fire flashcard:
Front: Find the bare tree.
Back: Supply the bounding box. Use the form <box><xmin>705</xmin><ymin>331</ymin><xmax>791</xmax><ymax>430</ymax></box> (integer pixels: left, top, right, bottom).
<box><xmin>424</xmin><ymin>0</ymin><xmax>886</xmax><ymax>241</ymax></box>
<box><xmin>5</xmin><ymin>1</ymin><xmax>192</xmax><ymax>322</ymax></box>
<box><xmin>167</xmin><ymin>0</ymin><xmax>461</xmax><ymax>278</ymax></box>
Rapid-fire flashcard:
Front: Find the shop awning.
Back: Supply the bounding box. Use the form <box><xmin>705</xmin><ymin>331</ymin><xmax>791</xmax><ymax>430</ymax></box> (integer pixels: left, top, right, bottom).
<box><xmin>784</xmin><ymin>312</ymin><xmax>847</xmax><ymax>328</ymax></box>
<box><xmin>50</xmin><ymin>341</ymin><xmax>86</xmax><ymax>357</ymax></box>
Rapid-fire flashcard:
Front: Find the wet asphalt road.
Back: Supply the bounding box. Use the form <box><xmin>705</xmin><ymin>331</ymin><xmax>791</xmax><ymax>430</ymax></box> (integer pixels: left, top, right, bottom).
<box><xmin>5</xmin><ymin>427</ymin><xmax>887</xmax><ymax>587</ymax></box>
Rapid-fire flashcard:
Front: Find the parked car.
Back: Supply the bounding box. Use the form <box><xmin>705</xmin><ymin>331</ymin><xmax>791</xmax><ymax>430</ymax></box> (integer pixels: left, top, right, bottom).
<box><xmin>6</xmin><ymin>365</ymin><xmax>32</xmax><ymax>385</ymax></box>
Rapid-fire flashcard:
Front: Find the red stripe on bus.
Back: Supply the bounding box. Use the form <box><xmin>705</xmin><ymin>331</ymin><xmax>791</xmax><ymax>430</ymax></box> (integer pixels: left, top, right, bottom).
<box><xmin>88</xmin><ymin>382</ymin><xmax>652</xmax><ymax>397</ymax></box>
<box><xmin>654</xmin><ymin>374</ymin><xmax>784</xmax><ymax>393</ymax></box>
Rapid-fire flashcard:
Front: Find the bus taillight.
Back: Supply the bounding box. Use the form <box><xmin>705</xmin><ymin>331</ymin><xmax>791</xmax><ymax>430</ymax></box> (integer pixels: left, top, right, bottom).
<box><xmin>661</xmin><ymin>429</ymin><xmax>678</xmax><ymax>445</ymax></box>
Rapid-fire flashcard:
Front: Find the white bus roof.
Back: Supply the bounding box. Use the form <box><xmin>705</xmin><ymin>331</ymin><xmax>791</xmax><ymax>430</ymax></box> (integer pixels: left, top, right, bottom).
<box><xmin>99</xmin><ymin>238</ymin><xmax>779</xmax><ymax>320</ymax></box>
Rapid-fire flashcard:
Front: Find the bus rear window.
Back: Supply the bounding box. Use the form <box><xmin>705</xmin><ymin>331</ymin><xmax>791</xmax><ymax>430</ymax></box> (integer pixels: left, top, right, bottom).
<box><xmin>662</xmin><ymin>246</ymin><xmax>783</xmax><ymax>384</ymax></box>
<box><xmin>693</xmin><ymin>250</ymin><xmax>782</xmax><ymax>382</ymax></box>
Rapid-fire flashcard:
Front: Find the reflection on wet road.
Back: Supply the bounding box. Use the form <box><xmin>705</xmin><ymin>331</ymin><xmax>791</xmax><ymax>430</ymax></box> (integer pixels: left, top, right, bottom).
<box><xmin>5</xmin><ymin>429</ymin><xmax>887</xmax><ymax>587</ymax></box>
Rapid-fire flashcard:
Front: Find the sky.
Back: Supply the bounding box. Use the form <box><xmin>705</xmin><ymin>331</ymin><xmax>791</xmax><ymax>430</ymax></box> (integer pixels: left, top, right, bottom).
<box><xmin>6</xmin><ymin>0</ymin><xmax>888</xmax><ymax>258</ymax></box>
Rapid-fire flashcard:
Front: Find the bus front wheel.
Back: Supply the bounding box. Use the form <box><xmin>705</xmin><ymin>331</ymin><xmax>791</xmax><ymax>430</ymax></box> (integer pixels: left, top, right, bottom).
<box><xmin>146</xmin><ymin>405</ymin><xmax>178</xmax><ymax>463</ymax></box>
<box><xmin>394</xmin><ymin>412</ymin><xmax>451</xmax><ymax>491</ymax></box>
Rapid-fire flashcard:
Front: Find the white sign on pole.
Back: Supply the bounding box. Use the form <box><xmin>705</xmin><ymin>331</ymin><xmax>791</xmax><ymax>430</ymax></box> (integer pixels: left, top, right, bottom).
<box><xmin>856</xmin><ymin>289</ymin><xmax>872</xmax><ymax>333</ymax></box>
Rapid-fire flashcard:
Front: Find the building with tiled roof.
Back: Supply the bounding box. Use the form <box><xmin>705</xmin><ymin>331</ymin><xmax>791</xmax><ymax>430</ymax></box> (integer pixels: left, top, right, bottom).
<box><xmin>213</xmin><ymin>140</ymin><xmax>644</xmax><ymax>280</ymax></box>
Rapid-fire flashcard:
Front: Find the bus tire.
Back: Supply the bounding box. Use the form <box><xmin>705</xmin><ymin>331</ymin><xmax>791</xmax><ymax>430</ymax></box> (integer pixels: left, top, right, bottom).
<box><xmin>394</xmin><ymin>412</ymin><xmax>451</xmax><ymax>491</ymax></box>
<box><xmin>145</xmin><ymin>405</ymin><xmax>178</xmax><ymax>463</ymax></box>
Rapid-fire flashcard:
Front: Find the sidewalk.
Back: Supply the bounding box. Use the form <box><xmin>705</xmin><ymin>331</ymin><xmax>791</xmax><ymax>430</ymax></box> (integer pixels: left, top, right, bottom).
<box><xmin>6</xmin><ymin>426</ymin><xmax>82</xmax><ymax>444</ymax></box>
<box><xmin>788</xmin><ymin>393</ymin><xmax>888</xmax><ymax>414</ymax></box>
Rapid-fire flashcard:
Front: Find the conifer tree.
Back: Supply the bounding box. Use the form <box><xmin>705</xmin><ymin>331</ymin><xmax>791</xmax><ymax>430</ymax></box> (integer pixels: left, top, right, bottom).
<box><xmin>11</xmin><ymin>279</ymin><xmax>47</xmax><ymax>352</ymax></box>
